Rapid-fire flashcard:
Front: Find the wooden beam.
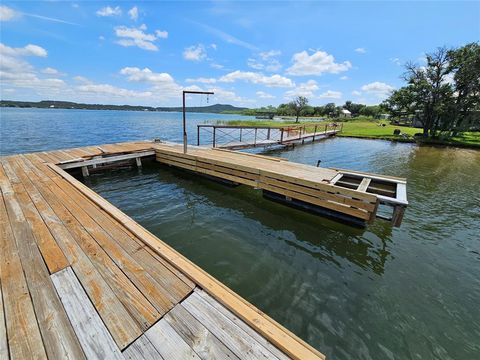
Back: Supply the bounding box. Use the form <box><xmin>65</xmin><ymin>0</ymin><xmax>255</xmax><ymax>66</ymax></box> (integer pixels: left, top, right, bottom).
<box><xmin>59</xmin><ymin>151</ymin><xmax>155</xmax><ymax>170</ymax></box>
<box><xmin>357</xmin><ymin>178</ymin><xmax>371</xmax><ymax>192</ymax></box>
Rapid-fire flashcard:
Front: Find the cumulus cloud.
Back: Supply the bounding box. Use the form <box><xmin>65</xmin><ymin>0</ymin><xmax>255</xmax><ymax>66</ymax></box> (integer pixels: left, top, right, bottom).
<box><xmin>361</xmin><ymin>81</ymin><xmax>394</xmax><ymax>97</ymax></box>
<box><xmin>128</xmin><ymin>6</ymin><xmax>138</xmax><ymax>21</ymax></box>
<box><xmin>77</xmin><ymin>82</ymin><xmax>152</xmax><ymax>99</ymax></box>
<box><xmin>319</xmin><ymin>90</ymin><xmax>342</xmax><ymax>99</ymax></box>
<box><xmin>119</xmin><ymin>66</ymin><xmax>183</xmax><ymax>96</ymax></box>
<box><xmin>96</xmin><ymin>6</ymin><xmax>121</xmax><ymax>17</ymax></box>
<box><xmin>0</xmin><ymin>5</ymin><xmax>18</xmax><ymax>21</ymax></box>
<box><xmin>155</xmin><ymin>30</ymin><xmax>168</xmax><ymax>39</ymax></box>
<box><xmin>259</xmin><ymin>50</ymin><xmax>281</xmax><ymax>60</ymax></box>
<box><xmin>186</xmin><ymin>77</ymin><xmax>217</xmax><ymax>84</ymax></box>
<box><xmin>115</xmin><ymin>24</ymin><xmax>165</xmax><ymax>51</ymax></box>
<box><xmin>286</xmin><ymin>50</ymin><xmax>351</xmax><ymax>76</ymax></box>
<box><xmin>256</xmin><ymin>91</ymin><xmax>275</xmax><ymax>99</ymax></box>
<box><xmin>220</xmin><ymin>70</ymin><xmax>294</xmax><ymax>88</ymax></box>
<box><xmin>355</xmin><ymin>48</ymin><xmax>366</xmax><ymax>54</ymax></box>
<box><xmin>41</xmin><ymin>67</ymin><xmax>64</xmax><ymax>76</ymax></box>
<box><xmin>284</xmin><ymin>80</ymin><xmax>319</xmax><ymax>99</ymax></box>
<box><xmin>0</xmin><ymin>43</ymin><xmax>66</xmax><ymax>94</ymax></box>
<box><xmin>183</xmin><ymin>44</ymin><xmax>207</xmax><ymax>61</ymax></box>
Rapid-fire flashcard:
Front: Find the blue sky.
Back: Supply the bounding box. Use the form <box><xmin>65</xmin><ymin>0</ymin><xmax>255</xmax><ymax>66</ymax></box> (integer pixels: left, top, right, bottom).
<box><xmin>1</xmin><ymin>1</ymin><xmax>478</xmax><ymax>107</ymax></box>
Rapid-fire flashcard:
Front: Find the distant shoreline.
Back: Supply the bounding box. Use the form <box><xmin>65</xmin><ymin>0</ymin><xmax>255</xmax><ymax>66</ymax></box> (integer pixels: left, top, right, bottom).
<box><xmin>0</xmin><ymin>100</ymin><xmax>248</xmax><ymax>114</ymax></box>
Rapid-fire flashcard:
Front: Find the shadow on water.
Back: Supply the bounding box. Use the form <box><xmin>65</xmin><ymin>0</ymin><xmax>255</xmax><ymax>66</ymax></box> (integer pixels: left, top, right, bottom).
<box><xmin>86</xmin><ymin>161</ymin><xmax>394</xmax><ymax>278</ymax></box>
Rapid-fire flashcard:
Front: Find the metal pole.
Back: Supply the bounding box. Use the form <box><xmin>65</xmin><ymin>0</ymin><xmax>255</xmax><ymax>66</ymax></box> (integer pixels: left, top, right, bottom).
<box><xmin>239</xmin><ymin>128</ymin><xmax>242</xmax><ymax>142</ymax></box>
<box><xmin>181</xmin><ymin>90</ymin><xmax>214</xmax><ymax>154</ymax></box>
<box><xmin>182</xmin><ymin>91</ymin><xmax>187</xmax><ymax>154</ymax></box>
<box><xmin>213</xmin><ymin>127</ymin><xmax>216</xmax><ymax>147</ymax></box>
<box><xmin>197</xmin><ymin>126</ymin><xmax>200</xmax><ymax>146</ymax></box>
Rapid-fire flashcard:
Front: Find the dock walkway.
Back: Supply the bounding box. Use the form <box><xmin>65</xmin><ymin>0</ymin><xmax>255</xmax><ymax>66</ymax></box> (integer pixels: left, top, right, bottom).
<box><xmin>197</xmin><ymin>123</ymin><xmax>340</xmax><ymax>150</ymax></box>
<box><xmin>0</xmin><ymin>142</ymin><xmax>324</xmax><ymax>360</ymax></box>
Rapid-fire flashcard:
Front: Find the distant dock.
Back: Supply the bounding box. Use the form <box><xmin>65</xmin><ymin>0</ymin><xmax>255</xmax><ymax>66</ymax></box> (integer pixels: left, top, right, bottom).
<box><xmin>197</xmin><ymin>122</ymin><xmax>341</xmax><ymax>150</ymax></box>
<box><xmin>0</xmin><ymin>140</ymin><xmax>407</xmax><ymax>359</ymax></box>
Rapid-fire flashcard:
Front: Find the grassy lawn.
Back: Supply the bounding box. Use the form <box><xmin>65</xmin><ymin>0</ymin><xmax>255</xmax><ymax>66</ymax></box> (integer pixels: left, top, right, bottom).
<box><xmin>216</xmin><ymin>118</ymin><xmax>480</xmax><ymax>149</ymax></box>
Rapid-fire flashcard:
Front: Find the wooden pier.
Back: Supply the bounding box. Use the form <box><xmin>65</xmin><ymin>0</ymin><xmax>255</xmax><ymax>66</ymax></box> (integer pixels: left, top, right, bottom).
<box><xmin>197</xmin><ymin>123</ymin><xmax>341</xmax><ymax>150</ymax></box>
<box><xmin>0</xmin><ymin>140</ymin><xmax>407</xmax><ymax>359</ymax></box>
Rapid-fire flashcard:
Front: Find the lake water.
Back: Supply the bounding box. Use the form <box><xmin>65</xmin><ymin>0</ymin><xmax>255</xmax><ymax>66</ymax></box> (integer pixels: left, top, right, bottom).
<box><xmin>2</xmin><ymin>108</ymin><xmax>480</xmax><ymax>359</ymax></box>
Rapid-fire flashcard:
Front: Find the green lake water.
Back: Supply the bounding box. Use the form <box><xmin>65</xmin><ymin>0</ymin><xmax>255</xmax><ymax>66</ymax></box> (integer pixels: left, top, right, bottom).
<box><xmin>87</xmin><ymin>138</ymin><xmax>480</xmax><ymax>360</ymax></box>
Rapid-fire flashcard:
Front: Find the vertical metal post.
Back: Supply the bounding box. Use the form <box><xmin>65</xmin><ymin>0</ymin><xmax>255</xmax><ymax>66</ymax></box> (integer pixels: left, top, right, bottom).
<box><xmin>254</xmin><ymin>128</ymin><xmax>257</xmax><ymax>145</ymax></box>
<box><xmin>183</xmin><ymin>91</ymin><xmax>187</xmax><ymax>154</ymax></box>
<box><xmin>280</xmin><ymin>128</ymin><xmax>284</xmax><ymax>143</ymax></box>
<box><xmin>213</xmin><ymin>127</ymin><xmax>216</xmax><ymax>148</ymax></box>
<box><xmin>239</xmin><ymin>128</ymin><xmax>242</xmax><ymax>142</ymax></box>
<box><xmin>313</xmin><ymin>124</ymin><xmax>317</xmax><ymax>141</ymax></box>
<box><xmin>197</xmin><ymin>125</ymin><xmax>200</xmax><ymax>146</ymax></box>
<box><xmin>267</xmin><ymin>128</ymin><xmax>271</xmax><ymax>140</ymax></box>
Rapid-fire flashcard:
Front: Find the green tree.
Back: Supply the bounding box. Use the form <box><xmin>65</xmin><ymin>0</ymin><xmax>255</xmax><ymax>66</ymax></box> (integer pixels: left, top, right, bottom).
<box><xmin>289</xmin><ymin>96</ymin><xmax>309</xmax><ymax>122</ymax></box>
<box><xmin>324</xmin><ymin>103</ymin><xmax>336</xmax><ymax>117</ymax></box>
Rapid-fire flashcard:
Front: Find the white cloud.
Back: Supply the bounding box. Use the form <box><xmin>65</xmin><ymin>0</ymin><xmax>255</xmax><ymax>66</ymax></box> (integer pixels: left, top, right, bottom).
<box><xmin>361</xmin><ymin>81</ymin><xmax>394</xmax><ymax>97</ymax></box>
<box><xmin>155</xmin><ymin>30</ymin><xmax>168</xmax><ymax>39</ymax></box>
<box><xmin>355</xmin><ymin>48</ymin><xmax>366</xmax><ymax>54</ymax></box>
<box><xmin>248</xmin><ymin>50</ymin><xmax>282</xmax><ymax>72</ymax></box>
<box><xmin>211</xmin><ymin>43</ymin><xmax>217</xmax><ymax>50</ymax></box>
<box><xmin>259</xmin><ymin>50</ymin><xmax>281</xmax><ymax>60</ymax></box>
<box><xmin>390</xmin><ymin>57</ymin><xmax>402</xmax><ymax>66</ymax></box>
<box><xmin>119</xmin><ymin>67</ymin><xmax>182</xmax><ymax>96</ymax></box>
<box><xmin>256</xmin><ymin>91</ymin><xmax>275</xmax><ymax>99</ymax></box>
<box><xmin>0</xmin><ymin>43</ymin><xmax>66</xmax><ymax>94</ymax></box>
<box><xmin>115</xmin><ymin>24</ymin><xmax>162</xmax><ymax>51</ymax></box>
<box><xmin>284</xmin><ymin>80</ymin><xmax>319</xmax><ymax>99</ymax></box>
<box><xmin>128</xmin><ymin>6</ymin><xmax>138</xmax><ymax>21</ymax></box>
<box><xmin>186</xmin><ymin>77</ymin><xmax>217</xmax><ymax>84</ymax></box>
<box><xmin>211</xmin><ymin>63</ymin><xmax>224</xmax><ymax>69</ymax></box>
<box><xmin>99</xmin><ymin>35</ymin><xmax>105</xmax><ymax>41</ymax></box>
<box><xmin>0</xmin><ymin>5</ymin><xmax>18</xmax><ymax>21</ymax></box>
<box><xmin>219</xmin><ymin>71</ymin><xmax>294</xmax><ymax>88</ymax></box>
<box><xmin>319</xmin><ymin>90</ymin><xmax>342</xmax><ymax>99</ymax></box>
<box><xmin>352</xmin><ymin>90</ymin><xmax>362</xmax><ymax>96</ymax></box>
<box><xmin>340</xmin><ymin>76</ymin><xmax>349</xmax><ymax>80</ymax></box>
<box><xmin>286</xmin><ymin>50</ymin><xmax>352</xmax><ymax>76</ymax></box>
<box><xmin>0</xmin><ymin>43</ymin><xmax>47</xmax><ymax>57</ymax></box>
<box><xmin>96</xmin><ymin>6</ymin><xmax>122</xmax><ymax>17</ymax></box>
<box><xmin>41</xmin><ymin>67</ymin><xmax>64</xmax><ymax>76</ymax></box>
<box><xmin>183</xmin><ymin>44</ymin><xmax>207</xmax><ymax>61</ymax></box>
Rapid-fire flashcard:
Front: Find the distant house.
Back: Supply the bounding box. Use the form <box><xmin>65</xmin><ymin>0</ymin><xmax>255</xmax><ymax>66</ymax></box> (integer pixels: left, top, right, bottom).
<box><xmin>339</xmin><ymin>109</ymin><xmax>352</xmax><ymax>118</ymax></box>
<box><xmin>49</xmin><ymin>105</ymin><xmax>55</xmax><ymax>108</ymax></box>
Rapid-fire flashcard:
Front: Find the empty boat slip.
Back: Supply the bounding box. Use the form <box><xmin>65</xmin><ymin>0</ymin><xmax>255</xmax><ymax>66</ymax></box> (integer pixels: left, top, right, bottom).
<box><xmin>0</xmin><ymin>139</ymin><xmax>408</xmax><ymax>359</ymax></box>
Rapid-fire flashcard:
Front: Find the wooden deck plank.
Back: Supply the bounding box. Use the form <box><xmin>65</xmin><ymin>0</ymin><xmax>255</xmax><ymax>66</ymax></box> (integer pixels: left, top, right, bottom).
<box><xmin>165</xmin><ymin>301</ymin><xmax>239</xmax><ymax>359</ymax></box>
<box><xmin>8</xmin><ymin>158</ymin><xmax>70</xmax><ymax>274</ymax></box>
<box><xmin>51</xmin><ymin>175</ymin><xmax>194</xmax><ymax>303</ymax></box>
<box><xmin>357</xmin><ymin>178</ymin><xmax>372</xmax><ymax>193</ymax></box>
<box><xmin>0</xmin><ymin>173</ymin><xmax>85</xmax><ymax>359</ymax></box>
<box><xmin>0</xmin><ymin>188</ymin><xmax>47</xmax><ymax>360</ymax></box>
<box><xmin>51</xmin><ymin>267</ymin><xmax>123</xmax><ymax>359</ymax></box>
<box><xmin>43</xmin><ymin>176</ymin><xmax>176</xmax><ymax>317</ymax></box>
<box><xmin>194</xmin><ymin>289</ymin><xmax>290</xmax><ymax>360</ymax></box>
<box><xmin>13</xmin><ymin>158</ymin><xmax>142</xmax><ymax>349</ymax></box>
<box><xmin>182</xmin><ymin>292</ymin><xmax>280</xmax><ymax>360</ymax></box>
<box><xmin>0</xmin><ymin>280</ymin><xmax>9</xmax><ymax>360</ymax></box>
<box><xmin>123</xmin><ymin>335</ymin><xmax>164</xmax><ymax>360</ymax></box>
<box><xmin>146</xmin><ymin>319</ymin><xmax>201</xmax><ymax>360</ymax></box>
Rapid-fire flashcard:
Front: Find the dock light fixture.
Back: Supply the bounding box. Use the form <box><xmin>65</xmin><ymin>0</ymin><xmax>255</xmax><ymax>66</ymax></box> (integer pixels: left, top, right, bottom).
<box><xmin>182</xmin><ymin>90</ymin><xmax>214</xmax><ymax>154</ymax></box>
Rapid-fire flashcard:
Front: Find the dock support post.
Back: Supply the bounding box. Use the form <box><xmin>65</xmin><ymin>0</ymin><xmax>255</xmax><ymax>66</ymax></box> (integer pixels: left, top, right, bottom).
<box><xmin>81</xmin><ymin>166</ymin><xmax>89</xmax><ymax>177</ymax></box>
<box><xmin>254</xmin><ymin>128</ymin><xmax>257</xmax><ymax>146</ymax></box>
<box><xmin>267</xmin><ymin>128</ymin><xmax>271</xmax><ymax>140</ymax></box>
<box><xmin>392</xmin><ymin>205</ymin><xmax>405</xmax><ymax>227</ymax></box>
<box><xmin>135</xmin><ymin>157</ymin><xmax>142</xmax><ymax>168</ymax></box>
<box><xmin>213</xmin><ymin>128</ymin><xmax>216</xmax><ymax>148</ymax></box>
<box><xmin>197</xmin><ymin>126</ymin><xmax>200</xmax><ymax>146</ymax></box>
<box><xmin>313</xmin><ymin>125</ymin><xmax>317</xmax><ymax>142</ymax></box>
<box><xmin>280</xmin><ymin>128</ymin><xmax>284</xmax><ymax>143</ymax></box>
<box><xmin>239</xmin><ymin>128</ymin><xmax>242</xmax><ymax>142</ymax></box>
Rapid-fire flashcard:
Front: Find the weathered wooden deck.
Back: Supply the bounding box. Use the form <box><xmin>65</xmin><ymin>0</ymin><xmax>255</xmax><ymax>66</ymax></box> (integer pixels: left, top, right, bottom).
<box><xmin>0</xmin><ymin>142</ymin><xmax>325</xmax><ymax>360</ymax></box>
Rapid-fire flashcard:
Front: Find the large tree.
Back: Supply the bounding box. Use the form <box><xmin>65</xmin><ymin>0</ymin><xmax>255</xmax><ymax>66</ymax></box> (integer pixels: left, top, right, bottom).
<box><xmin>289</xmin><ymin>96</ymin><xmax>309</xmax><ymax>123</ymax></box>
<box><xmin>383</xmin><ymin>43</ymin><xmax>479</xmax><ymax>137</ymax></box>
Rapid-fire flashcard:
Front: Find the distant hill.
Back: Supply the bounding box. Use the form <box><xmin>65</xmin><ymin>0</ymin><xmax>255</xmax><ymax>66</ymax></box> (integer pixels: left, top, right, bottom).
<box><xmin>0</xmin><ymin>100</ymin><xmax>249</xmax><ymax>114</ymax></box>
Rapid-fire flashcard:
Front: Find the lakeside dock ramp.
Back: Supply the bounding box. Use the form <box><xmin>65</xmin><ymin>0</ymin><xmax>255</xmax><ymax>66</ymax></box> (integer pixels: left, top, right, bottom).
<box><xmin>0</xmin><ymin>140</ymin><xmax>407</xmax><ymax>359</ymax></box>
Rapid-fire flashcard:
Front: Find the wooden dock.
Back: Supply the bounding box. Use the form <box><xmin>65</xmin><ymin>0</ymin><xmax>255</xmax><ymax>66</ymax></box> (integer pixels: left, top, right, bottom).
<box><xmin>197</xmin><ymin>123</ymin><xmax>341</xmax><ymax>150</ymax></box>
<box><xmin>0</xmin><ymin>142</ymin><xmax>326</xmax><ymax>360</ymax></box>
<box><xmin>0</xmin><ymin>140</ymin><xmax>408</xmax><ymax>359</ymax></box>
